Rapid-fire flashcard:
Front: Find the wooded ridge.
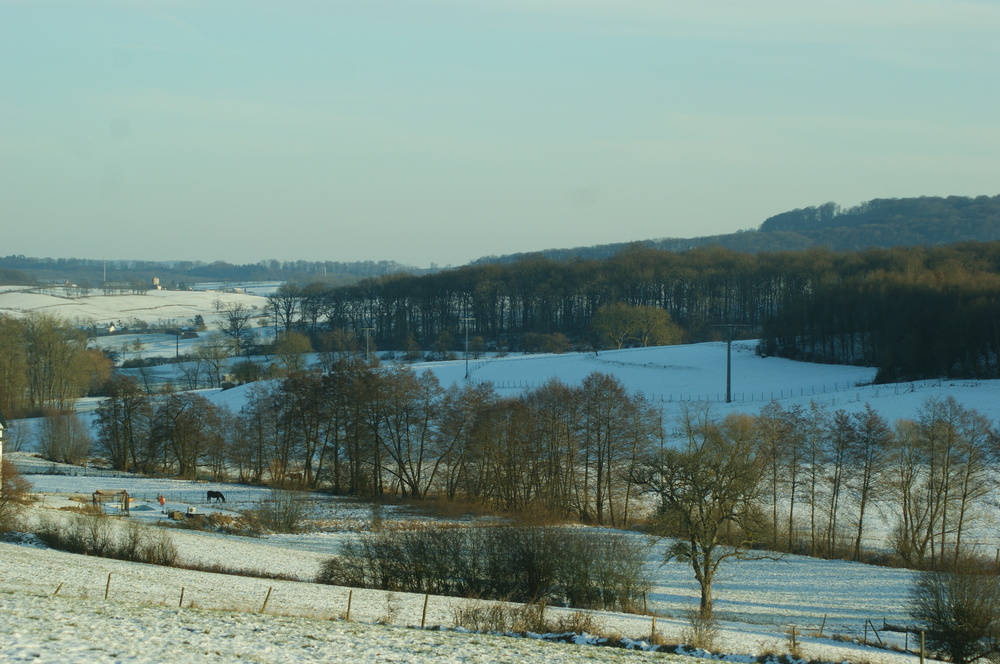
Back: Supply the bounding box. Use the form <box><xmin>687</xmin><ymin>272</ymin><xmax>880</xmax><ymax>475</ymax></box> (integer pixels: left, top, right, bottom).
<box><xmin>294</xmin><ymin>241</ymin><xmax>1000</xmax><ymax>382</ymax></box>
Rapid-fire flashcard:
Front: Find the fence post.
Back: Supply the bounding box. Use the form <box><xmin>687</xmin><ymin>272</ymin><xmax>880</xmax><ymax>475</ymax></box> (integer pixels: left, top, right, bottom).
<box><xmin>54</xmin><ymin>582</ymin><xmax>64</xmax><ymax>597</ymax></box>
<box><xmin>651</xmin><ymin>616</ymin><xmax>657</xmax><ymax>643</ymax></box>
<box><xmin>105</xmin><ymin>573</ymin><xmax>112</xmax><ymax>600</ymax></box>
<box><xmin>346</xmin><ymin>590</ymin><xmax>353</xmax><ymax>621</ymax></box>
<box><xmin>421</xmin><ymin>594</ymin><xmax>429</xmax><ymax>629</ymax></box>
<box><xmin>920</xmin><ymin>631</ymin><xmax>925</xmax><ymax>664</ymax></box>
<box><xmin>260</xmin><ymin>587</ymin><xmax>273</xmax><ymax>614</ymax></box>
<box><xmin>179</xmin><ymin>587</ymin><xmax>185</xmax><ymax>608</ymax></box>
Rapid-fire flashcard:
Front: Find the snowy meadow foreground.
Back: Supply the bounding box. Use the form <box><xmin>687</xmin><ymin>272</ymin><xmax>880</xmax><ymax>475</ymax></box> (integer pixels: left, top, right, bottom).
<box><xmin>2</xmin><ymin>461</ymin><xmax>927</xmax><ymax>664</ymax></box>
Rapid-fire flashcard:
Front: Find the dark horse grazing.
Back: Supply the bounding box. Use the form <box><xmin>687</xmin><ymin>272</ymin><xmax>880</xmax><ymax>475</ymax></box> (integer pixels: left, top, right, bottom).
<box><xmin>207</xmin><ymin>490</ymin><xmax>226</xmax><ymax>503</ymax></box>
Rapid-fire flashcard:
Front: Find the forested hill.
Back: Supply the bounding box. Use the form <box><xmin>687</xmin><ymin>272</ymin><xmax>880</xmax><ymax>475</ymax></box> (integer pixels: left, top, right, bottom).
<box><xmin>473</xmin><ymin>194</ymin><xmax>1000</xmax><ymax>264</ymax></box>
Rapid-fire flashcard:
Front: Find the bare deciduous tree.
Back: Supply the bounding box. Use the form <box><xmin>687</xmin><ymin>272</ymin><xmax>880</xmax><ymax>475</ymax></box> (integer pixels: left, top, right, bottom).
<box><xmin>634</xmin><ymin>407</ymin><xmax>768</xmax><ymax>618</ymax></box>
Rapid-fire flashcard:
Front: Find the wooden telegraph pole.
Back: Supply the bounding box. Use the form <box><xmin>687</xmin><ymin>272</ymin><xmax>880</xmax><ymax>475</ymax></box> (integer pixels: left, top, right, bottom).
<box><xmin>710</xmin><ymin>324</ymin><xmax>746</xmax><ymax>403</ymax></box>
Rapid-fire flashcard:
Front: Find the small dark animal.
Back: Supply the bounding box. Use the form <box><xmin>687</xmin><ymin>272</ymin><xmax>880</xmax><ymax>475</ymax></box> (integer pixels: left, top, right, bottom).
<box><xmin>207</xmin><ymin>490</ymin><xmax>226</xmax><ymax>503</ymax></box>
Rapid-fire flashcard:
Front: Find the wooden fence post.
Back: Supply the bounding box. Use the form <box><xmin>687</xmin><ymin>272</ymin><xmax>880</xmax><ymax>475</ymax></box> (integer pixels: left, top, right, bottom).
<box><xmin>920</xmin><ymin>630</ymin><xmax>925</xmax><ymax>664</ymax></box>
<box><xmin>421</xmin><ymin>594</ymin><xmax>429</xmax><ymax>629</ymax></box>
<box><xmin>346</xmin><ymin>590</ymin><xmax>353</xmax><ymax>622</ymax></box>
<box><xmin>105</xmin><ymin>573</ymin><xmax>112</xmax><ymax>600</ymax></box>
<box><xmin>179</xmin><ymin>587</ymin><xmax>185</xmax><ymax>608</ymax></box>
<box><xmin>650</xmin><ymin>616</ymin><xmax>657</xmax><ymax>643</ymax></box>
<box><xmin>53</xmin><ymin>582</ymin><xmax>64</xmax><ymax>597</ymax></box>
<box><xmin>260</xmin><ymin>587</ymin><xmax>273</xmax><ymax>614</ymax></box>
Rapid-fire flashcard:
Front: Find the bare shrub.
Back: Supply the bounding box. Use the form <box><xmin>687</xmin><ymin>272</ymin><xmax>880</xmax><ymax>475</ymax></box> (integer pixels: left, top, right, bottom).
<box><xmin>550</xmin><ymin>609</ymin><xmax>605</xmax><ymax>636</ymax></box>
<box><xmin>36</xmin><ymin>512</ymin><xmax>114</xmax><ymax>556</ymax></box>
<box><xmin>120</xmin><ymin>518</ymin><xmax>147</xmax><ymax>560</ymax></box>
<box><xmin>682</xmin><ymin>609</ymin><xmax>719</xmax><ymax>652</ymax></box>
<box><xmin>0</xmin><ymin>459</ymin><xmax>31</xmax><ymax>533</ymax></box>
<box><xmin>244</xmin><ymin>489</ymin><xmax>307</xmax><ymax>533</ymax></box>
<box><xmin>80</xmin><ymin>512</ymin><xmax>116</xmax><ymax>556</ymax></box>
<box><xmin>36</xmin><ymin>514</ymin><xmax>177</xmax><ymax>566</ymax></box>
<box><xmin>452</xmin><ymin>600</ymin><xmax>548</xmax><ymax>634</ymax></box>
<box><xmin>316</xmin><ymin>555</ymin><xmax>368</xmax><ymax>588</ymax></box>
<box><xmin>137</xmin><ymin>525</ymin><xmax>179</xmax><ymax>566</ymax></box>
<box><xmin>910</xmin><ymin>555</ymin><xmax>1000</xmax><ymax>664</ymax></box>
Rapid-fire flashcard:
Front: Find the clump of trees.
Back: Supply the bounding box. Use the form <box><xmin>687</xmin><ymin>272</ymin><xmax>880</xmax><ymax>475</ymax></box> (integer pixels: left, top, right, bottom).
<box><xmin>36</xmin><ymin>410</ymin><xmax>93</xmax><ymax>464</ymax></box>
<box><xmin>591</xmin><ymin>302</ymin><xmax>682</xmax><ymax>349</ymax></box>
<box><xmin>318</xmin><ymin>524</ymin><xmax>650</xmax><ymax>610</ymax></box>
<box><xmin>0</xmin><ymin>312</ymin><xmax>111</xmax><ymax>418</ymax></box>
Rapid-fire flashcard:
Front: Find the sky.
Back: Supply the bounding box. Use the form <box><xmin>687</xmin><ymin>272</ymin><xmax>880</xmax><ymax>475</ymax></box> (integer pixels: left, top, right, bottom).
<box><xmin>3</xmin><ymin>1</ymin><xmax>999</xmax><ymax>268</ymax></box>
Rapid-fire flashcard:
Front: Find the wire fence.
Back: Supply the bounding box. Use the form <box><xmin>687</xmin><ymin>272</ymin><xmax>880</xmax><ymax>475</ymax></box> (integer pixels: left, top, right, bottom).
<box><xmin>479</xmin><ymin>377</ymin><xmax>950</xmax><ymax>404</ymax></box>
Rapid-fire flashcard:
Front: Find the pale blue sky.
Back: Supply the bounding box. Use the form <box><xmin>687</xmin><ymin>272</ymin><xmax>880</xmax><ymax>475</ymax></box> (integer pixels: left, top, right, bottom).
<box><xmin>3</xmin><ymin>1</ymin><xmax>999</xmax><ymax>267</ymax></box>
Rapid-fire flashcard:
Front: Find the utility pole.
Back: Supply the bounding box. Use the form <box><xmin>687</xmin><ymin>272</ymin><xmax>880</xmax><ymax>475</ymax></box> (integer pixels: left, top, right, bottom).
<box><xmin>360</xmin><ymin>327</ymin><xmax>375</xmax><ymax>363</ymax></box>
<box><xmin>461</xmin><ymin>317</ymin><xmax>474</xmax><ymax>379</ymax></box>
<box><xmin>710</xmin><ymin>324</ymin><xmax>745</xmax><ymax>404</ymax></box>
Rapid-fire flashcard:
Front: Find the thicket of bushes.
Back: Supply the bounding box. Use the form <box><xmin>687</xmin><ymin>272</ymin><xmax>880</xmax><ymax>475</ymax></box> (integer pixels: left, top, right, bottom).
<box><xmin>317</xmin><ymin>525</ymin><xmax>650</xmax><ymax>611</ymax></box>
<box><xmin>36</xmin><ymin>512</ymin><xmax>178</xmax><ymax>566</ymax></box>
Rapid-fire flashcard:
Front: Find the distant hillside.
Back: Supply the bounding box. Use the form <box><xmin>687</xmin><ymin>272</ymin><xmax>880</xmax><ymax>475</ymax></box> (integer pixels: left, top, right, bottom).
<box><xmin>472</xmin><ymin>194</ymin><xmax>1000</xmax><ymax>264</ymax></box>
<box><xmin>0</xmin><ymin>256</ymin><xmax>431</xmax><ymax>288</ymax></box>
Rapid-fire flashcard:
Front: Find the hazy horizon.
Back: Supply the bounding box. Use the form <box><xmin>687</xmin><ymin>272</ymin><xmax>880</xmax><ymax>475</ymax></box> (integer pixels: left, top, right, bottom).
<box><xmin>4</xmin><ymin>1</ymin><xmax>999</xmax><ymax>268</ymax></box>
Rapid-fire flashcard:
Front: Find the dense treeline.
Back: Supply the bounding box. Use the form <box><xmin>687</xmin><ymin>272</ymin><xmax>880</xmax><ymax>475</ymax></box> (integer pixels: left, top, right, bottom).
<box><xmin>283</xmin><ymin>245</ymin><xmax>785</xmax><ymax>349</ymax></box>
<box><xmin>760</xmin><ymin>243</ymin><xmax>1000</xmax><ymax>380</ymax></box>
<box><xmin>276</xmin><ymin>242</ymin><xmax>1000</xmax><ymax>380</ymax></box>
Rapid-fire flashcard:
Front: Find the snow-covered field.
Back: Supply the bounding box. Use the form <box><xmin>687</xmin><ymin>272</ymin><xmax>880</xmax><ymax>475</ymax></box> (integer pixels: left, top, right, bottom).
<box><xmin>4</xmin><ymin>434</ymin><xmax>933</xmax><ymax>664</ymax></box>
<box><xmin>2</xmin><ymin>454</ymin><xmax>929</xmax><ymax>664</ymax></box>
<box><xmin>0</xmin><ymin>284</ymin><xmax>267</xmax><ymax>329</ymax></box>
<box><xmin>1</xmin><ymin>285</ymin><xmax>988</xmax><ymax>662</ymax></box>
